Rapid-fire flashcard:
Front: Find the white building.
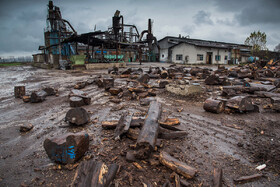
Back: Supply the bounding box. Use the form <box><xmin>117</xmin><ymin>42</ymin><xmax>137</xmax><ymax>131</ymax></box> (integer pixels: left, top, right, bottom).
<box><xmin>154</xmin><ymin>36</ymin><xmax>251</xmax><ymax>64</ymax></box>
<box><xmin>170</xmin><ymin>42</ymin><xmax>230</xmax><ymax>65</ymax></box>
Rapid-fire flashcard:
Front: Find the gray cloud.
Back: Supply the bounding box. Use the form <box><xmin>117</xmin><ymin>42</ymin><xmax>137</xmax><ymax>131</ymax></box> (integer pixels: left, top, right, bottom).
<box><xmin>0</xmin><ymin>0</ymin><xmax>279</xmax><ymax>56</ymax></box>
<box><xmin>193</xmin><ymin>10</ymin><xmax>213</xmax><ymax>25</ymax></box>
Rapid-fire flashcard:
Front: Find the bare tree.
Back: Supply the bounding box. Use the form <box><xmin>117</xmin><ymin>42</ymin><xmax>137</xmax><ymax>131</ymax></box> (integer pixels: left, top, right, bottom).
<box><xmin>274</xmin><ymin>43</ymin><xmax>280</xmax><ymax>52</ymax></box>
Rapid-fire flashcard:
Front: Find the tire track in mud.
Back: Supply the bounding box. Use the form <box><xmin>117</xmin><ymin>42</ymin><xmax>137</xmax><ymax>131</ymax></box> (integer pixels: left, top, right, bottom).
<box><xmin>163</xmin><ymin>103</ymin><xmax>250</xmax><ymax>164</ymax></box>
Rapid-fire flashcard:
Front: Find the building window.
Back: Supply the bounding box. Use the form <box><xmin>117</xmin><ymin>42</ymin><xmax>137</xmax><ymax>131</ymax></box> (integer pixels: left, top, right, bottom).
<box><xmin>176</xmin><ymin>54</ymin><xmax>183</xmax><ymax>60</ymax></box>
<box><xmin>162</xmin><ymin>54</ymin><xmax>164</xmax><ymax>58</ymax></box>
<box><xmin>215</xmin><ymin>55</ymin><xmax>221</xmax><ymax>61</ymax></box>
<box><xmin>197</xmin><ymin>54</ymin><xmax>203</xmax><ymax>61</ymax></box>
<box><xmin>225</xmin><ymin>56</ymin><xmax>228</xmax><ymax>60</ymax></box>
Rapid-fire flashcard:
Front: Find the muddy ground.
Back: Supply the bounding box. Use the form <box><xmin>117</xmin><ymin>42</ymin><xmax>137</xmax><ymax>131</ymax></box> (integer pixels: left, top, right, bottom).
<box><xmin>0</xmin><ymin>64</ymin><xmax>279</xmax><ymax>187</ymax></box>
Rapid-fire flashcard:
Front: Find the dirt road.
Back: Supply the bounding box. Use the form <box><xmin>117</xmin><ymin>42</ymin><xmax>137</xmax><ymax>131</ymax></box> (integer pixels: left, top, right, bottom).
<box><xmin>0</xmin><ymin>65</ymin><xmax>279</xmax><ymax>186</ymax></box>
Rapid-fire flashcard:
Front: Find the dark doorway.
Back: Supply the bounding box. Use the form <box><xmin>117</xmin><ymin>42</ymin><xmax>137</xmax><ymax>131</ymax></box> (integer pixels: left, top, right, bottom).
<box><xmin>206</xmin><ymin>52</ymin><xmax>212</xmax><ymax>64</ymax></box>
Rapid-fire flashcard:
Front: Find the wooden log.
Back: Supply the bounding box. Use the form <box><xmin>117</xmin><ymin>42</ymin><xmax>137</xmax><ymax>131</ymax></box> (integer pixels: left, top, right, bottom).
<box><xmin>127</xmin><ymin>128</ymin><xmax>140</xmax><ymax>140</ymax></box>
<box><xmin>72</xmin><ymin>160</ymin><xmax>119</xmax><ymax>187</ymax></box>
<box><xmin>139</xmin><ymin>97</ymin><xmax>156</xmax><ymax>106</ymax></box>
<box><xmin>159</xmin><ymin>118</ymin><xmax>180</xmax><ymax>126</ymax></box>
<box><xmin>159</xmin><ymin>151</ymin><xmax>196</xmax><ymax>179</ymax></box>
<box><xmin>138</xmin><ymin>74</ymin><xmax>150</xmax><ymax>84</ymax></box>
<box><xmin>22</xmin><ymin>95</ymin><xmax>30</xmax><ymax>103</ymax></box>
<box><xmin>226</xmin><ymin>96</ymin><xmax>255</xmax><ymax>112</ymax></box>
<box><xmin>233</xmin><ymin>174</ymin><xmax>263</xmax><ymax>183</ymax></box>
<box><xmin>30</xmin><ymin>90</ymin><xmax>47</xmax><ymax>103</ymax></box>
<box><xmin>213</xmin><ymin>168</ymin><xmax>222</xmax><ymax>187</ymax></box>
<box><xmin>70</xmin><ymin>97</ymin><xmax>85</xmax><ymax>107</ymax></box>
<box><xmin>128</xmin><ymin>87</ymin><xmax>146</xmax><ymax>93</ymax></box>
<box><xmin>203</xmin><ymin>99</ymin><xmax>225</xmax><ymax>113</ymax></box>
<box><xmin>44</xmin><ymin>132</ymin><xmax>89</xmax><ymax>164</ymax></box>
<box><xmin>43</xmin><ymin>87</ymin><xmax>56</xmax><ymax>96</ymax></box>
<box><xmin>159</xmin><ymin>129</ymin><xmax>187</xmax><ymax>139</ymax></box>
<box><xmin>160</xmin><ymin>70</ymin><xmax>169</xmax><ymax>79</ymax></box>
<box><xmin>205</xmin><ymin>75</ymin><xmax>221</xmax><ymax>85</ymax></box>
<box><xmin>136</xmin><ymin>101</ymin><xmax>161</xmax><ymax>159</ymax></box>
<box><xmin>96</xmin><ymin>79</ymin><xmax>104</xmax><ymax>88</ymax></box>
<box><xmin>101</xmin><ymin>120</ymin><xmax>119</xmax><ymax>129</ymax></box>
<box><xmin>114</xmin><ymin>112</ymin><xmax>133</xmax><ymax>140</ymax></box>
<box><xmin>65</xmin><ymin>107</ymin><xmax>90</xmax><ymax>126</ymax></box>
<box><xmin>159</xmin><ymin>80</ymin><xmax>170</xmax><ymax>88</ymax></box>
<box><xmin>169</xmin><ymin>173</ymin><xmax>179</xmax><ymax>187</ymax></box>
<box><xmin>148</xmin><ymin>74</ymin><xmax>160</xmax><ymax>79</ymax></box>
<box><xmin>74</xmin><ymin>82</ymin><xmax>87</xmax><ymax>89</ymax></box>
<box><xmin>108</xmin><ymin>88</ymin><xmax>122</xmax><ymax>95</ymax></box>
<box><xmin>14</xmin><ymin>86</ymin><xmax>26</xmax><ymax>98</ymax></box>
<box><xmin>222</xmin><ymin>86</ymin><xmax>266</xmax><ymax>96</ymax></box>
<box><xmin>103</xmin><ymin>77</ymin><xmax>114</xmax><ymax>90</ymax></box>
<box><xmin>162</xmin><ymin>180</ymin><xmax>173</xmax><ymax>187</ymax></box>
<box><xmin>19</xmin><ymin>123</ymin><xmax>33</xmax><ymax>132</ymax></box>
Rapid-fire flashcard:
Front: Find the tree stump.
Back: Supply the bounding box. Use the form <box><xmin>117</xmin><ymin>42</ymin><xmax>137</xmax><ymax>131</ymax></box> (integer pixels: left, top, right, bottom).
<box><xmin>203</xmin><ymin>99</ymin><xmax>225</xmax><ymax>113</ymax></box>
<box><xmin>44</xmin><ymin>132</ymin><xmax>89</xmax><ymax>164</ymax></box>
<box><xmin>65</xmin><ymin>107</ymin><xmax>90</xmax><ymax>125</ymax></box>
<box><xmin>72</xmin><ymin>160</ymin><xmax>119</xmax><ymax>187</ymax></box>
<box><xmin>30</xmin><ymin>90</ymin><xmax>47</xmax><ymax>103</ymax></box>
<box><xmin>70</xmin><ymin>97</ymin><xmax>85</xmax><ymax>107</ymax></box>
<box><xmin>14</xmin><ymin>86</ymin><xmax>25</xmax><ymax>98</ymax></box>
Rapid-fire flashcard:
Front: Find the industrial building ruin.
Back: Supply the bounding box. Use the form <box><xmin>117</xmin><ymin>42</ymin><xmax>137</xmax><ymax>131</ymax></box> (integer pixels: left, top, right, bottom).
<box><xmin>33</xmin><ymin>1</ymin><xmax>160</xmax><ymax>70</ymax></box>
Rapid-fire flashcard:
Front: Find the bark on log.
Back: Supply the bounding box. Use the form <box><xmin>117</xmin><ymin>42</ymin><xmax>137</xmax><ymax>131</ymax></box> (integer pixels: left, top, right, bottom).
<box><xmin>103</xmin><ymin>78</ymin><xmax>114</xmax><ymax>90</ymax></box>
<box><xmin>70</xmin><ymin>97</ymin><xmax>85</xmax><ymax>107</ymax></box>
<box><xmin>72</xmin><ymin>160</ymin><xmax>119</xmax><ymax>187</ymax></box>
<box><xmin>14</xmin><ymin>86</ymin><xmax>26</xmax><ymax>98</ymax></box>
<box><xmin>65</xmin><ymin>107</ymin><xmax>90</xmax><ymax>126</ymax></box>
<box><xmin>213</xmin><ymin>168</ymin><xmax>222</xmax><ymax>187</ymax></box>
<box><xmin>222</xmin><ymin>86</ymin><xmax>266</xmax><ymax>96</ymax></box>
<box><xmin>159</xmin><ymin>151</ymin><xmax>197</xmax><ymax>179</ymax></box>
<box><xmin>159</xmin><ymin>80</ymin><xmax>170</xmax><ymax>88</ymax></box>
<box><xmin>138</xmin><ymin>74</ymin><xmax>150</xmax><ymax>84</ymax></box>
<box><xmin>203</xmin><ymin>99</ymin><xmax>225</xmax><ymax>114</ymax></box>
<box><xmin>233</xmin><ymin>174</ymin><xmax>263</xmax><ymax>183</ymax></box>
<box><xmin>136</xmin><ymin>101</ymin><xmax>161</xmax><ymax>159</ymax></box>
<box><xmin>30</xmin><ymin>90</ymin><xmax>47</xmax><ymax>103</ymax></box>
<box><xmin>43</xmin><ymin>87</ymin><xmax>56</xmax><ymax>96</ymax></box>
<box><xmin>44</xmin><ymin>132</ymin><xmax>89</xmax><ymax>164</ymax></box>
<box><xmin>114</xmin><ymin>112</ymin><xmax>133</xmax><ymax>139</ymax></box>
<box><xmin>205</xmin><ymin>75</ymin><xmax>221</xmax><ymax>85</ymax></box>
<box><xmin>226</xmin><ymin>96</ymin><xmax>255</xmax><ymax>112</ymax></box>
<box><xmin>158</xmin><ymin>129</ymin><xmax>187</xmax><ymax>139</ymax></box>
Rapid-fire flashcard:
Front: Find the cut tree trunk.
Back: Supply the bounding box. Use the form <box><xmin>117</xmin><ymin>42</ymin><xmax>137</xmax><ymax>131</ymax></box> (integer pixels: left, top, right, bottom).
<box><xmin>203</xmin><ymin>99</ymin><xmax>225</xmax><ymax>113</ymax></box>
<box><xmin>103</xmin><ymin>78</ymin><xmax>114</xmax><ymax>90</ymax></box>
<box><xmin>70</xmin><ymin>97</ymin><xmax>85</xmax><ymax>107</ymax></box>
<box><xmin>30</xmin><ymin>90</ymin><xmax>47</xmax><ymax>103</ymax></box>
<box><xmin>205</xmin><ymin>75</ymin><xmax>221</xmax><ymax>85</ymax></box>
<box><xmin>44</xmin><ymin>132</ymin><xmax>89</xmax><ymax>164</ymax></box>
<box><xmin>72</xmin><ymin>160</ymin><xmax>119</xmax><ymax>187</ymax></box>
<box><xmin>136</xmin><ymin>101</ymin><xmax>162</xmax><ymax>159</ymax></box>
<box><xmin>14</xmin><ymin>86</ymin><xmax>26</xmax><ymax>98</ymax></box>
<box><xmin>226</xmin><ymin>96</ymin><xmax>255</xmax><ymax>112</ymax></box>
<box><xmin>138</xmin><ymin>74</ymin><xmax>150</xmax><ymax>84</ymax></box>
<box><xmin>159</xmin><ymin>128</ymin><xmax>187</xmax><ymax>139</ymax></box>
<box><xmin>65</xmin><ymin>107</ymin><xmax>90</xmax><ymax>126</ymax></box>
<box><xmin>160</xmin><ymin>70</ymin><xmax>169</xmax><ymax>79</ymax></box>
<box><xmin>114</xmin><ymin>112</ymin><xmax>133</xmax><ymax>139</ymax></box>
<box><xmin>43</xmin><ymin>87</ymin><xmax>56</xmax><ymax>96</ymax></box>
<box><xmin>159</xmin><ymin>151</ymin><xmax>196</xmax><ymax>179</ymax></box>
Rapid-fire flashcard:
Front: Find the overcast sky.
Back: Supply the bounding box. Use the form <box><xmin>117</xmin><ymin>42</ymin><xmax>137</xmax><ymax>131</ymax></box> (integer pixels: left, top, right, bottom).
<box><xmin>0</xmin><ymin>0</ymin><xmax>279</xmax><ymax>57</ymax></box>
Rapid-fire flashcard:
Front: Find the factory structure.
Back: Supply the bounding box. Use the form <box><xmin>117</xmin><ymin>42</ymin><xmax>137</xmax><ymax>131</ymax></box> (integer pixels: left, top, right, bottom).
<box><xmin>33</xmin><ymin>1</ymin><xmax>160</xmax><ymax>69</ymax></box>
<box><xmin>33</xmin><ymin>1</ymin><xmax>263</xmax><ymax>69</ymax></box>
